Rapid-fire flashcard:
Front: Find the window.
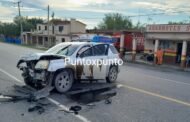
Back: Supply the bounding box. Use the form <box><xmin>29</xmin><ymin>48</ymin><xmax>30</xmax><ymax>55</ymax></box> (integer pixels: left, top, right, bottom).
<box><xmin>160</xmin><ymin>40</ymin><xmax>170</xmax><ymax>49</ymax></box>
<box><xmin>62</xmin><ymin>38</ymin><xmax>65</xmax><ymax>42</ymax></box>
<box><xmin>52</xmin><ymin>26</ymin><xmax>54</xmax><ymax>34</ymax></box>
<box><xmin>79</xmin><ymin>48</ymin><xmax>93</xmax><ymax>58</ymax></box>
<box><xmin>59</xmin><ymin>26</ymin><xmax>64</xmax><ymax>32</ymax></box>
<box><xmin>93</xmin><ymin>44</ymin><xmax>109</xmax><ymax>56</ymax></box>
<box><xmin>45</xmin><ymin>26</ymin><xmax>47</xmax><ymax>30</ymax></box>
<box><xmin>77</xmin><ymin>45</ymin><xmax>91</xmax><ymax>56</ymax></box>
<box><xmin>38</xmin><ymin>26</ymin><xmax>41</xmax><ymax>30</ymax></box>
<box><xmin>110</xmin><ymin>45</ymin><xmax>118</xmax><ymax>54</ymax></box>
<box><xmin>46</xmin><ymin>44</ymin><xmax>79</xmax><ymax>56</ymax></box>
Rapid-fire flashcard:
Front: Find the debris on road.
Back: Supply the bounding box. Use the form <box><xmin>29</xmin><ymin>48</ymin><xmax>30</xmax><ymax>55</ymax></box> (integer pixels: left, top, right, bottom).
<box><xmin>0</xmin><ymin>82</ymin><xmax>117</xmax><ymax>115</ymax></box>
<box><xmin>59</xmin><ymin>105</ymin><xmax>82</xmax><ymax>115</ymax></box>
<box><xmin>0</xmin><ymin>84</ymin><xmax>54</xmax><ymax>114</ymax></box>
<box><xmin>0</xmin><ymin>85</ymin><xmax>54</xmax><ymax>102</ymax></box>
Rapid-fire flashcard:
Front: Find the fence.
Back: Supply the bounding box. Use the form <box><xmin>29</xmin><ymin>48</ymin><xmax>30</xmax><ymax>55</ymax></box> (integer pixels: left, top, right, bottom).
<box><xmin>3</xmin><ymin>37</ymin><xmax>21</xmax><ymax>44</ymax></box>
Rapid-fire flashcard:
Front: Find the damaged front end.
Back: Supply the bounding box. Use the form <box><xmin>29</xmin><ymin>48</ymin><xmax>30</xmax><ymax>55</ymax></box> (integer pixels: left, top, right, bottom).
<box><xmin>17</xmin><ymin>53</ymin><xmax>63</xmax><ymax>88</ymax></box>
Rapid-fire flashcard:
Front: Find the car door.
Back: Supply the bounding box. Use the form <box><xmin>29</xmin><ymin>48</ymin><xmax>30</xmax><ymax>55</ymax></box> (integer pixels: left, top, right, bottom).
<box><xmin>77</xmin><ymin>46</ymin><xmax>94</xmax><ymax>80</ymax></box>
<box><xmin>92</xmin><ymin>44</ymin><xmax>109</xmax><ymax>79</ymax></box>
<box><xmin>75</xmin><ymin>45</ymin><xmax>92</xmax><ymax>80</ymax></box>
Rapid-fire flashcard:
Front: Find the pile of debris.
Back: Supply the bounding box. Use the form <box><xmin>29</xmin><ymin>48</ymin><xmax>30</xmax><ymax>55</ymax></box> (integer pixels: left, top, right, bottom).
<box><xmin>0</xmin><ymin>83</ymin><xmax>117</xmax><ymax>115</ymax></box>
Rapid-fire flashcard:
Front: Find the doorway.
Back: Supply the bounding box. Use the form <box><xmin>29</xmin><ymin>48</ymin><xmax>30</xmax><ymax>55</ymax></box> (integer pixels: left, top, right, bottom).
<box><xmin>176</xmin><ymin>43</ymin><xmax>182</xmax><ymax>63</ymax></box>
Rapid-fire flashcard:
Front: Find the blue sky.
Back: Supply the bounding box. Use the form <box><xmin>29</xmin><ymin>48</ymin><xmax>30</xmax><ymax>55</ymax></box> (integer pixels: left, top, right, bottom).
<box><xmin>0</xmin><ymin>0</ymin><xmax>190</xmax><ymax>28</ymax></box>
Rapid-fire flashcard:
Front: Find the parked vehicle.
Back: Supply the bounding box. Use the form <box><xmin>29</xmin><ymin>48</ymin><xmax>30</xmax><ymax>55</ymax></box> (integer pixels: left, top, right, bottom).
<box><xmin>113</xmin><ymin>32</ymin><xmax>144</xmax><ymax>52</ymax></box>
<box><xmin>17</xmin><ymin>42</ymin><xmax>121</xmax><ymax>93</ymax></box>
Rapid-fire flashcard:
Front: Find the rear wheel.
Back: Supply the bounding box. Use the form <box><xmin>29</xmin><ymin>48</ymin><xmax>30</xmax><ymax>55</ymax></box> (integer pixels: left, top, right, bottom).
<box><xmin>106</xmin><ymin>66</ymin><xmax>118</xmax><ymax>83</ymax></box>
<box><xmin>54</xmin><ymin>69</ymin><xmax>74</xmax><ymax>93</ymax></box>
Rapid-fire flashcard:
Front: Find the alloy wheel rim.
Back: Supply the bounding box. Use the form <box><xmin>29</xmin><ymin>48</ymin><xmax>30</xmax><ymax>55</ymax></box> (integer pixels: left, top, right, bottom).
<box><xmin>109</xmin><ymin>67</ymin><xmax>117</xmax><ymax>81</ymax></box>
<box><xmin>56</xmin><ymin>71</ymin><xmax>71</xmax><ymax>91</ymax></box>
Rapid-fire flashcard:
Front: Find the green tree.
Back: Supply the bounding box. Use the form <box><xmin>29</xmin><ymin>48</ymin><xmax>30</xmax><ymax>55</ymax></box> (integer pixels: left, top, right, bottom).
<box><xmin>98</xmin><ymin>13</ymin><xmax>132</xmax><ymax>30</ymax></box>
<box><xmin>14</xmin><ymin>16</ymin><xmax>43</xmax><ymax>32</ymax></box>
<box><xmin>0</xmin><ymin>17</ymin><xmax>44</xmax><ymax>37</ymax></box>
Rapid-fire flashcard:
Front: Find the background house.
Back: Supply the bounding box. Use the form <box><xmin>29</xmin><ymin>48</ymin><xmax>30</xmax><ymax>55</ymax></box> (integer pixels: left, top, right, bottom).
<box><xmin>22</xmin><ymin>19</ymin><xmax>86</xmax><ymax>47</ymax></box>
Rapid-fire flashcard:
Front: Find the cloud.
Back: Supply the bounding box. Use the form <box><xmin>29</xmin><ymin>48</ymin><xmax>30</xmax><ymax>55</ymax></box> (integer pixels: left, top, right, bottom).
<box><xmin>0</xmin><ymin>6</ymin><xmax>14</xmax><ymax>16</ymax></box>
<box><xmin>130</xmin><ymin>1</ymin><xmax>190</xmax><ymax>15</ymax></box>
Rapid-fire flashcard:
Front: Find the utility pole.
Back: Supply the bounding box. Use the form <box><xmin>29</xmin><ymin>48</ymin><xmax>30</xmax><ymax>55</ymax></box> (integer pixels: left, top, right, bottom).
<box><xmin>47</xmin><ymin>5</ymin><xmax>50</xmax><ymax>47</ymax></box>
<box><xmin>14</xmin><ymin>1</ymin><xmax>23</xmax><ymax>43</ymax></box>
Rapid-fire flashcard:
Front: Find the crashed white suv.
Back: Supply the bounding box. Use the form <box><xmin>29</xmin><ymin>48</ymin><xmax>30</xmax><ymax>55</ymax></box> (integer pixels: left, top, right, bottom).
<box><xmin>17</xmin><ymin>42</ymin><xmax>122</xmax><ymax>93</ymax></box>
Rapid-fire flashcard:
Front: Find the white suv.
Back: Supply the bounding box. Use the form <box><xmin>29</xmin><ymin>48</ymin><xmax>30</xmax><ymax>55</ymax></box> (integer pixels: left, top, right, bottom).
<box><xmin>17</xmin><ymin>42</ymin><xmax>122</xmax><ymax>93</ymax></box>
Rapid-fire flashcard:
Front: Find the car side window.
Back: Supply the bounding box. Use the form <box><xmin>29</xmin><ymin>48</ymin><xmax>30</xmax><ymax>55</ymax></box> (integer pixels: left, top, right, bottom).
<box><xmin>79</xmin><ymin>47</ymin><xmax>93</xmax><ymax>58</ymax></box>
<box><xmin>77</xmin><ymin>45</ymin><xmax>91</xmax><ymax>57</ymax></box>
<box><xmin>93</xmin><ymin>44</ymin><xmax>109</xmax><ymax>56</ymax></box>
<box><xmin>109</xmin><ymin>45</ymin><xmax>118</xmax><ymax>54</ymax></box>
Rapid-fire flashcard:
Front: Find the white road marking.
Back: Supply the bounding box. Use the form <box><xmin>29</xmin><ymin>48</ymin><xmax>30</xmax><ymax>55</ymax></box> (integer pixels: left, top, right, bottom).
<box><xmin>0</xmin><ymin>69</ymin><xmax>23</xmax><ymax>84</ymax></box>
<box><xmin>127</xmin><ymin>70</ymin><xmax>190</xmax><ymax>86</ymax></box>
<box><xmin>119</xmin><ymin>83</ymin><xmax>190</xmax><ymax>107</ymax></box>
<box><xmin>0</xmin><ymin>68</ymin><xmax>91</xmax><ymax>122</ymax></box>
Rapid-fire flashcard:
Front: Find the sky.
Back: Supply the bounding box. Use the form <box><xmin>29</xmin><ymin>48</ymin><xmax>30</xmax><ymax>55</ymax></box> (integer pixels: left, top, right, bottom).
<box><xmin>0</xmin><ymin>0</ymin><xmax>190</xmax><ymax>29</ymax></box>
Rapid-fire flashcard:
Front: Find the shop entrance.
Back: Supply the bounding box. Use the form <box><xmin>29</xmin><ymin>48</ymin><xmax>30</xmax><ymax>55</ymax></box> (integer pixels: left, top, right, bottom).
<box><xmin>176</xmin><ymin>43</ymin><xmax>182</xmax><ymax>63</ymax></box>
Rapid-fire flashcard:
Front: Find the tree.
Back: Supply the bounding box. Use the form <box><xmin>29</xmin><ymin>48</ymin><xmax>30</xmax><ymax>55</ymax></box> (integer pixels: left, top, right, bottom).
<box><xmin>98</xmin><ymin>13</ymin><xmax>132</xmax><ymax>30</ymax></box>
<box><xmin>14</xmin><ymin>16</ymin><xmax>43</xmax><ymax>32</ymax></box>
<box><xmin>0</xmin><ymin>17</ymin><xmax>44</xmax><ymax>37</ymax></box>
<box><xmin>133</xmin><ymin>21</ymin><xmax>145</xmax><ymax>30</ymax></box>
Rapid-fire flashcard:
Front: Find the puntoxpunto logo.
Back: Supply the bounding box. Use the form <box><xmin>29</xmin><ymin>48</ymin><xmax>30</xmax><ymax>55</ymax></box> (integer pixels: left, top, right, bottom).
<box><xmin>64</xmin><ymin>58</ymin><xmax>123</xmax><ymax>66</ymax></box>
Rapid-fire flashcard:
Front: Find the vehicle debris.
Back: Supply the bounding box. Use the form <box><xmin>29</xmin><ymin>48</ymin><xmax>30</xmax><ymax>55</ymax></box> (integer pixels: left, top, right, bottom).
<box><xmin>28</xmin><ymin>105</ymin><xmax>45</xmax><ymax>114</ymax></box>
<box><xmin>59</xmin><ymin>105</ymin><xmax>82</xmax><ymax>115</ymax></box>
<box><xmin>0</xmin><ymin>85</ymin><xmax>54</xmax><ymax>102</ymax></box>
<box><xmin>0</xmin><ymin>82</ymin><xmax>117</xmax><ymax>115</ymax></box>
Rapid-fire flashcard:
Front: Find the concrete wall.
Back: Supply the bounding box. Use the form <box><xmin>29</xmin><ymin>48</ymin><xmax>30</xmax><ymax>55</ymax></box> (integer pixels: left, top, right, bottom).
<box><xmin>70</xmin><ymin>19</ymin><xmax>86</xmax><ymax>33</ymax></box>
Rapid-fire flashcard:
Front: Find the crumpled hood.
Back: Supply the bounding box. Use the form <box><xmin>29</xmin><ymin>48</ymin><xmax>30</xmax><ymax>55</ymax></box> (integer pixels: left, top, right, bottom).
<box><xmin>19</xmin><ymin>52</ymin><xmax>64</xmax><ymax>61</ymax></box>
<box><xmin>19</xmin><ymin>53</ymin><xmax>45</xmax><ymax>61</ymax></box>
<box><xmin>17</xmin><ymin>52</ymin><xmax>65</xmax><ymax>68</ymax></box>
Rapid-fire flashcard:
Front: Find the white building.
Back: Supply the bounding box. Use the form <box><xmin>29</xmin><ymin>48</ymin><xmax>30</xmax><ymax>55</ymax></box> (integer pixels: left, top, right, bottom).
<box><xmin>22</xmin><ymin>19</ymin><xmax>86</xmax><ymax>47</ymax></box>
<box><xmin>145</xmin><ymin>24</ymin><xmax>190</xmax><ymax>68</ymax></box>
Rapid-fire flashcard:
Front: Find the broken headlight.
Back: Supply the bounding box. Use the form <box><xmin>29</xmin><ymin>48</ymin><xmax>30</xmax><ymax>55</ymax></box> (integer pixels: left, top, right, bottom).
<box><xmin>35</xmin><ymin>60</ymin><xmax>49</xmax><ymax>69</ymax></box>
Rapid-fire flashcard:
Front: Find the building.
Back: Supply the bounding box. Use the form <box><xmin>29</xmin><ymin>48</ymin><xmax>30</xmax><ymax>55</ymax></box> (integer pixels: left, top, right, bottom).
<box><xmin>22</xmin><ymin>19</ymin><xmax>86</xmax><ymax>47</ymax></box>
<box><xmin>145</xmin><ymin>24</ymin><xmax>190</xmax><ymax>68</ymax></box>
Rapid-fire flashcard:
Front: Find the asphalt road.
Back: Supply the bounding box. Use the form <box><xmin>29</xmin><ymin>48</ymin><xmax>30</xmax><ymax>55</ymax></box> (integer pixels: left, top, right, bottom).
<box><xmin>0</xmin><ymin>42</ymin><xmax>190</xmax><ymax>122</ymax></box>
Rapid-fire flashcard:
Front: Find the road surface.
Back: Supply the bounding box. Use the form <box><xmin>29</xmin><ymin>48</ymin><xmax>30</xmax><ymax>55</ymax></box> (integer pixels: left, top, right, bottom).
<box><xmin>0</xmin><ymin>42</ymin><xmax>190</xmax><ymax>122</ymax></box>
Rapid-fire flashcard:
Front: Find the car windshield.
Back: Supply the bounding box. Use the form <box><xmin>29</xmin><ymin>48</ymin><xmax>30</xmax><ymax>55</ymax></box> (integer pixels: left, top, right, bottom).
<box><xmin>46</xmin><ymin>44</ymin><xmax>79</xmax><ymax>56</ymax></box>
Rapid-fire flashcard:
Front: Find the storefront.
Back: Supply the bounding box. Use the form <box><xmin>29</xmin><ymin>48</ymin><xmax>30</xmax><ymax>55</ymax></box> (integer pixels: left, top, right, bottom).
<box><xmin>145</xmin><ymin>24</ymin><xmax>190</xmax><ymax>68</ymax></box>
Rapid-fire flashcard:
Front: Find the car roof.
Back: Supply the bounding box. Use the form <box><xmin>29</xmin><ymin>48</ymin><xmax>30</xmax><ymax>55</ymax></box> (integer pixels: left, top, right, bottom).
<box><xmin>59</xmin><ymin>41</ymin><xmax>111</xmax><ymax>46</ymax></box>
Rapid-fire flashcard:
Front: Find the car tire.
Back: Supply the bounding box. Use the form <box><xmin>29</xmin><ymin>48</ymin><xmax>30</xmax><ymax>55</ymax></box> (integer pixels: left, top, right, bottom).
<box><xmin>54</xmin><ymin>69</ymin><xmax>74</xmax><ymax>93</ymax></box>
<box><xmin>106</xmin><ymin>66</ymin><xmax>118</xmax><ymax>83</ymax></box>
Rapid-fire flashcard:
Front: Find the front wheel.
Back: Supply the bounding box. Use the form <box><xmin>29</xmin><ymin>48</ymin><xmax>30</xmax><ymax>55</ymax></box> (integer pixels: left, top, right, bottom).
<box><xmin>106</xmin><ymin>66</ymin><xmax>118</xmax><ymax>83</ymax></box>
<box><xmin>54</xmin><ymin>69</ymin><xmax>74</xmax><ymax>93</ymax></box>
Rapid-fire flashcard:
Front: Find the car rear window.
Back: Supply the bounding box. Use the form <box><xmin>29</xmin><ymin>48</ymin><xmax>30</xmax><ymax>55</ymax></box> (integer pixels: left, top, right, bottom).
<box><xmin>93</xmin><ymin>44</ymin><xmax>109</xmax><ymax>56</ymax></box>
<box><xmin>110</xmin><ymin>45</ymin><xmax>118</xmax><ymax>54</ymax></box>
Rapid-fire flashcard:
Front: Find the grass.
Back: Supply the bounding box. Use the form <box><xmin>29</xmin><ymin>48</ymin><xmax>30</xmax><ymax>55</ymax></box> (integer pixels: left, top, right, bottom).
<box><xmin>0</xmin><ymin>41</ymin><xmax>48</xmax><ymax>51</ymax></box>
